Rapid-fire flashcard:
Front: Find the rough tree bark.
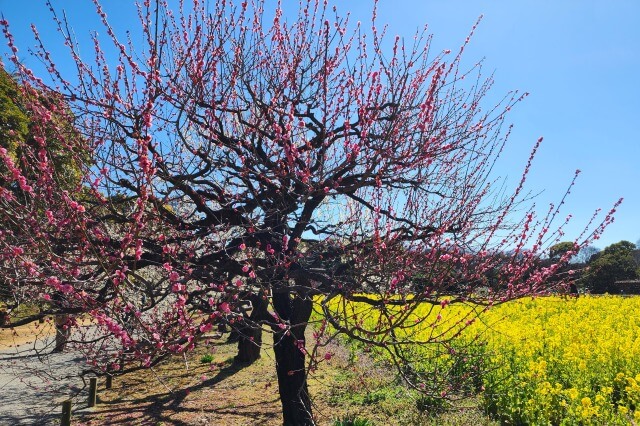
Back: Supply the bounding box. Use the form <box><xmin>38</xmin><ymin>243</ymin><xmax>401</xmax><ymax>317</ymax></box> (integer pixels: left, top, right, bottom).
<box><xmin>235</xmin><ymin>294</ymin><xmax>269</xmax><ymax>364</ymax></box>
<box><xmin>272</xmin><ymin>291</ymin><xmax>314</xmax><ymax>425</ymax></box>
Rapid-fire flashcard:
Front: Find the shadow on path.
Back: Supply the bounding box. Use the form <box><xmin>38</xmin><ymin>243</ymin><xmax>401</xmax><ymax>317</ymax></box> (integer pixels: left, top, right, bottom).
<box><xmin>80</xmin><ymin>352</ymin><xmax>283</xmax><ymax>426</ymax></box>
<box><xmin>0</xmin><ymin>329</ymin><xmax>95</xmax><ymax>425</ymax></box>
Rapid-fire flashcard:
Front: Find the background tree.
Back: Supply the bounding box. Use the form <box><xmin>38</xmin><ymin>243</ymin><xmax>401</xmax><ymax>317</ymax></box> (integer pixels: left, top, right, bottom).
<box><xmin>0</xmin><ymin>67</ymin><xmax>28</xmax><ymax>307</ymax></box>
<box><xmin>582</xmin><ymin>241</ymin><xmax>638</xmax><ymax>294</ymax></box>
<box><xmin>574</xmin><ymin>244</ymin><xmax>601</xmax><ymax>264</ymax></box>
<box><xmin>549</xmin><ymin>241</ymin><xmax>578</xmax><ymax>262</ymax></box>
<box><xmin>0</xmin><ymin>66</ymin><xmax>85</xmax><ymax>189</ymax></box>
<box><xmin>0</xmin><ymin>67</ymin><xmax>28</xmax><ymax>164</ymax></box>
<box><xmin>544</xmin><ymin>241</ymin><xmax>582</xmax><ymax>293</ymax></box>
<box><xmin>0</xmin><ymin>1</ymin><xmax>618</xmax><ymax>424</ymax></box>
<box><xmin>0</xmin><ymin>65</ymin><xmax>87</xmax><ymax>341</ymax></box>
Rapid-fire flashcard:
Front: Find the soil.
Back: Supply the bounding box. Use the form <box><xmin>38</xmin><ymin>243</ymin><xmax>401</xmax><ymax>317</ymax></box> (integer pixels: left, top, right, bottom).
<box><xmin>78</xmin><ymin>333</ymin><xmax>496</xmax><ymax>426</ymax></box>
<box><xmin>79</xmin><ymin>333</ymin><xmax>363</xmax><ymax>426</ymax></box>
<box><xmin>0</xmin><ymin>318</ymin><xmax>57</xmax><ymax>350</ymax></box>
<box><xmin>1</xmin><ymin>322</ymin><xmax>495</xmax><ymax>425</ymax></box>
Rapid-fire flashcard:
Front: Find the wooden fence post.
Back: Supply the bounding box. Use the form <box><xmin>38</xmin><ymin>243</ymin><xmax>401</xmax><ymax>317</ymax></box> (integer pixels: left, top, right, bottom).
<box><xmin>88</xmin><ymin>377</ymin><xmax>97</xmax><ymax>407</ymax></box>
<box><xmin>106</xmin><ymin>374</ymin><xmax>113</xmax><ymax>389</ymax></box>
<box><xmin>60</xmin><ymin>399</ymin><xmax>72</xmax><ymax>426</ymax></box>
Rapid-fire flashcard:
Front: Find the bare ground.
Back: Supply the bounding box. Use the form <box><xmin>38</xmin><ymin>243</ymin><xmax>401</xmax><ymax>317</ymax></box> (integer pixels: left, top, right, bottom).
<box><xmin>79</xmin><ymin>334</ymin><xmax>363</xmax><ymax>426</ymax></box>
<box><xmin>77</xmin><ymin>333</ymin><xmax>496</xmax><ymax>426</ymax></box>
<box><xmin>1</xmin><ymin>321</ymin><xmax>495</xmax><ymax>425</ymax></box>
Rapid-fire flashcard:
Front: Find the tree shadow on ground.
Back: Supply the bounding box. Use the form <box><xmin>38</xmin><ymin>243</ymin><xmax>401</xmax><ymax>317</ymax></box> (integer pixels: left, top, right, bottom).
<box><xmin>79</xmin><ymin>350</ymin><xmax>282</xmax><ymax>426</ymax></box>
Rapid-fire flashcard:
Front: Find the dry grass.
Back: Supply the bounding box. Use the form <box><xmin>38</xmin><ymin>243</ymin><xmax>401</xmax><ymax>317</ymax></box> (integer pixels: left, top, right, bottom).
<box><xmin>80</xmin><ymin>333</ymin><xmax>351</xmax><ymax>425</ymax></box>
<box><xmin>0</xmin><ymin>305</ymin><xmax>496</xmax><ymax>424</ymax></box>
<box><xmin>82</xmin><ymin>352</ymin><xmax>283</xmax><ymax>425</ymax></box>
<box><xmin>0</xmin><ymin>313</ymin><xmax>496</xmax><ymax>425</ymax></box>
<box><xmin>0</xmin><ymin>317</ymin><xmax>56</xmax><ymax>350</ymax></box>
<box><xmin>75</xmin><ymin>330</ymin><xmax>496</xmax><ymax>425</ymax></box>
<box><xmin>0</xmin><ymin>313</ymin><xmax>95</xmax><ymax>352</ymax></box>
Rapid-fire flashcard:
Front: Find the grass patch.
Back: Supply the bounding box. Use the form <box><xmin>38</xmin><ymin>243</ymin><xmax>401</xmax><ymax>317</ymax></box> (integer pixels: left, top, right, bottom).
<box><xmin>333</xmin><ymin>415</ymin><xmax>373</xmax><ymax>426</ymax></box>
<box><xmin>75</xmin><ymin>327</ymin><xmax>496</xmax><ymax>425</ymax></box>
<box><xmin>199</xmin><ymin>353</ymin><xmax>214</xmax><ymax>364</ymax></box>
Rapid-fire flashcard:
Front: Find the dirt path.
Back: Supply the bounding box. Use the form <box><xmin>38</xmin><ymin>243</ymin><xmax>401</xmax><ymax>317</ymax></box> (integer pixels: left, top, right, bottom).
<box><xmin>0</xmin><ymin>325</ymin><xmax>95</xmax><ymax>425</ymax></box>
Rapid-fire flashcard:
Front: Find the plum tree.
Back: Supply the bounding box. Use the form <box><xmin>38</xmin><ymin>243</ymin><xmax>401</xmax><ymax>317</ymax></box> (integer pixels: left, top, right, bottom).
<box><xmin>0</xmin><ymin>1</ymin><xmax>619</xmax><ymax>424</ymax></box>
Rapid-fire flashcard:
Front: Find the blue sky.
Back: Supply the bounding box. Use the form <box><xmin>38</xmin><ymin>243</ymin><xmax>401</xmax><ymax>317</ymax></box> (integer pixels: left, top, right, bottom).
<box><xmin>1</xmin><ymin>0</ymin><xmax>638</xmax><ymax>249</ymax></box>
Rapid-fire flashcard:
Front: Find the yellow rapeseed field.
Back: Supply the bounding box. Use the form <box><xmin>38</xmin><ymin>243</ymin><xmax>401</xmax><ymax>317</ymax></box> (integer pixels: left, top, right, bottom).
<box><xmin>319</xmin><ymin>295</ymin><xmax>640</xmax><ymax>425</ymax></box>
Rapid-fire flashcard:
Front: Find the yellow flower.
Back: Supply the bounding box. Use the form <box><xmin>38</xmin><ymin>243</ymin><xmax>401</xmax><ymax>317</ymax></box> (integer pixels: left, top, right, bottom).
<box><xmin>322</xmin><ymin>295</ymin><xmax>640</xmax><ymax>424</ymax></box>
<box><xmin>568</xmin><ymin>388</ymin><xmax>579</xmax><ymax>400</ymax></box>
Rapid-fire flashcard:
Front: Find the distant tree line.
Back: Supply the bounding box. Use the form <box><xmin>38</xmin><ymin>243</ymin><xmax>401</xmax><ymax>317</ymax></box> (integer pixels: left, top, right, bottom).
<box><xmin>549</xmin><ymin>240</ymin><xmax>640</xmax><ymax>294</ymax></box>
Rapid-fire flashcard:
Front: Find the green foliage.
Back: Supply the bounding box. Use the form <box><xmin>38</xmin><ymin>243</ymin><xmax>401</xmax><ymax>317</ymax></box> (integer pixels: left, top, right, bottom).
<box><xmin>0</xmin><ymin>66</ymin><xmax>89</xmax><ymax>304</ymax></box>
<box><xmin>329</xmin><ymin>371</ymin><xmax>410</xmax><ymax>408</ymax></box>
<box><xmin>446</xmin><ymin>342</ymin><xmax>487</xmax><ymax>395</ymax></box>
<box><xmin>0</xmin><ymin>69</ymin><xmax>29</xmax><ymax>158</ymax></box>
<box><xmin>415</xmin><ymin>394</ymin><xmax>449</xmax><ymax>414</ymax></box>
<box><xmin>582</xmin><ymin>240</ymin><xmax>638</xmax><ymax>293</ymax></box>
<box><xmin>549</xmin><ymin>241</ymin><xmax>576</xmax><ymax>261</ymax></box>
<box><xmin>332</xmin><ymin>416</ymin><xmax>373</xmax><ymax>426</ymax></box>
<box><xmin>0</xmin><ymin>66</ymin><xmax>86</xmax><ymax>191</ymax></box>
<box><xmin>199</xmin><ymin>353</ymin><xmax>214</xmax><ymax>364</ymax></box>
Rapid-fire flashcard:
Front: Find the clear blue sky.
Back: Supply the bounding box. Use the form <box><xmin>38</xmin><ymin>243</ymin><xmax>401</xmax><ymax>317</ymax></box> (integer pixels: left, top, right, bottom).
<box><xmin>1</xmin><ymin>0</ymin><xmax>638</xmax><ymax>249</ymax></box>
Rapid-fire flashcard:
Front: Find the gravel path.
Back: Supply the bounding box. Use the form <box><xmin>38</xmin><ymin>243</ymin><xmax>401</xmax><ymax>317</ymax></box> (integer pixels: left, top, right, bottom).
<box><xmin>0</xmin><ymin>329</ymin><xmax>95</xmax><ymax>425</ymax></box>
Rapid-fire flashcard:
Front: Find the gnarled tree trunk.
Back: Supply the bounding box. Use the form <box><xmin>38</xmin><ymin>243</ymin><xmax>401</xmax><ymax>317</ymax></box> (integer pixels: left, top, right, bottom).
<box><xmin>272</xmin><ymin>291</ymin><xmax>314</xmax><ymax>426</ymax></box>
<box><xmin>235</xmin><ymin>294</ymin><xmax>269</xmax><ymax>364</ymax></box>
